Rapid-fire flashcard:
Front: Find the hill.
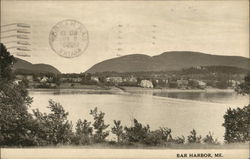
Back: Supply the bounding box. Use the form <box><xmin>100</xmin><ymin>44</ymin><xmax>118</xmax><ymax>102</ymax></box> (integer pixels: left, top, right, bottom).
<box><xmin>86</xmin><ymin>51</ymin><xmax>250</xmax><ymax>73</ymax></box>
<box><xmin>13</xmin><ymin>58</ymin><xmax>61</xmax><ymax>74</ymax></box>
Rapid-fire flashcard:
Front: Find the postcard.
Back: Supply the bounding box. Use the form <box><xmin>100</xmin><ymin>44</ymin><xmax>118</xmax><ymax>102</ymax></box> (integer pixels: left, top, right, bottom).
<box><xmin>0</xmin><ymin>0</ymin><xmax>249</xmax><ymax>159</ymax></box>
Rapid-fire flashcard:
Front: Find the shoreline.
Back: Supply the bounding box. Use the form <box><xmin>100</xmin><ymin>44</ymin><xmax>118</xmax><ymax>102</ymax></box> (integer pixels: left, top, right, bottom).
<box><xmin>28</xmin><ymin>86</ymin><xmax>235</xmax><ymax>93</ymax></box>
<box><xmin>120</xmin><ymin>86</ymin><xmax>235</xmax><ymax>93</ymax></box>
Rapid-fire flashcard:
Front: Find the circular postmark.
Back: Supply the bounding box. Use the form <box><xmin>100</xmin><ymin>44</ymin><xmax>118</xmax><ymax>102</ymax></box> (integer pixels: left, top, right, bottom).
<box><xmin>49</xmin><ymin>19</ymin><xmax>89</xmax><ymax>58</ymax></box>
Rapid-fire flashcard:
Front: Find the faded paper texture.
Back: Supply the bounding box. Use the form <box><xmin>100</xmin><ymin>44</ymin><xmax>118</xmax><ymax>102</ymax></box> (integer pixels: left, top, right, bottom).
<box><xmin>0</xmin><ymin>0</ymin><xmax>249</xmax><ymax>159</ymax></box>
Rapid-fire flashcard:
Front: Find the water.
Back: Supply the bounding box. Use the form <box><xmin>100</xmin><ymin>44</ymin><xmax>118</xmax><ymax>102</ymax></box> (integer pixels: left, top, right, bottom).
<box><xmin>29</xmin><ymin>89</ymin><xmax>249</xmax><ymax>142</ymax></box>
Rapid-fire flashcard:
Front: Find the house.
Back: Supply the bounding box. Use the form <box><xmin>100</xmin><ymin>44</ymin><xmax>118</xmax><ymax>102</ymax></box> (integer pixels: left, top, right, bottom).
<box><xmin>71</xmin><ymin>77</ymin><xmax>82</xmax><ymax>83</ymax></box>
<box><xmin>177</xmin><ymin>79</ymin><xmax>189</xmax><ymax>88</ymax></box>
<box><xmin>196</xmin><ymin>80</ymin><xmax>206</xmax><ymax>89</ymax></box>
<box><xmin>26</xmin><ymin>75</ymin><xmax>34</xmax><ymax>82</ymax></box>
<box><xmin>13</xmin><ymin>79</ymin><xmax>22</xmax><ymax>85</ymax></box>
<box><xmin>50</xmin><ymin>83</ymin><xmax>57</xmax><ymax>88</ymax></box>
<box><xmin>60</xmin><ymin>77</ymin><xmax>69</xmax><ymax>82</ymax></box>
<box><xmin>16</xmin><ymin>75</ymin><xmax>25</xmax><ymax>80</ymax></box>
<box><xmin>228</xmin><ymin>80</ymin><xmax>240</xmax><ymax>88</ymax></box>
<box><xmin>40</xmin><ymin>76</ymin><xmax>49</xmax><ymax>83</ymax></box>
<box><xmin>60</xmin><ymin>77</ymin><xmax>82</xmax><ymax>83</ymax></box>
<box><xmin>123</xmin><ymin>76</ymin><xmax>137</xmax><ymax>83</ymax></box>
<box><xmin>195</xmin><ymin>66</ymin><xmax>203</xmax><ymax>70</ymax></box>
<box><xmin>189</xmin><ymin>79</ymin><xmax>207</xmax><ymax>89</ymax></box>
<box><xmin>91</xmin><ymin>76</ymin><xmax>99</xmax><ymax>83</ymax></box>
<box><xmin>163</xmin><ymin>79</ymin><xmax>169</xmax><ymax>84</ymax></box>
<box><xmin>139</xmin><ymin>80</ymin><xmax>154</xmax><ymax>88</ymax></box>
<box><xmin>105</xmin><ymin>77</ymin><xmax>123</xmax><ymax>84</ymax></box>
<box><xmin>15</xmin><ymin>74</ymin><xmax>33</xmax><ymax>82</ymax></box>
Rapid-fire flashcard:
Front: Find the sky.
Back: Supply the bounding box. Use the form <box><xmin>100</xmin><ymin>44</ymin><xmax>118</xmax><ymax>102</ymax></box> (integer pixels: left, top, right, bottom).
<box><xmin>1</xmin><ymin>0</ymin><xmax>249</xmax><ymax>73</ymax></box>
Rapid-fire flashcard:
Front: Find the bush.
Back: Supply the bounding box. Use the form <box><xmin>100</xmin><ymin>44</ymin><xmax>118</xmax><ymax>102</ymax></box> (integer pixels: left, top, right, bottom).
<box><xmin>144</xmin><ymin>130</ymin><xmax>163</xmax><ymax>145</ymax></box>
<box><xmin>171</xmin><ymin>136</ymin><xmax>185</xmax><ymax>144</ymax></box>
<box><xmin>124</xmin><ymin>119</ymin><xmax>150</xmax><ymax>144</ymax></box>
<box><xmin>72</xmin><ymin>119</ymin><xmax>93</xmax><ymax>145</ymax></box>
<box><xmin>187</xmin><ymin>129</ymin><xmax>202</xmax><ymax>144</ymax></box>
<box><xmin>203</xmin><ymin>132</ymin><xmax>219</xmax><ymax>145</ymax></box>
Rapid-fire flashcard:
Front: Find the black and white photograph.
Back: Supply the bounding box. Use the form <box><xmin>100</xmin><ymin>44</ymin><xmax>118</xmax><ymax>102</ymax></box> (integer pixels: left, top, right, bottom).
<box><xmin>0</xmin><ymin>0</ymin><xmax>249</xmax><ymax>158</ymax></box>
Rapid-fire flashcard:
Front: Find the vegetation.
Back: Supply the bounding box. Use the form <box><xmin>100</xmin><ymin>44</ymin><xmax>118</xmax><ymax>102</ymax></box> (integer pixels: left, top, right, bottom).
<box><xmin>111</xmin><ymin>120</ymin><xmax>123</xmax><ymax>143</ymax></box>
<box><xmin>1</xmin><ymin>43</ymin><xmax>249</xmax><ymax>147</ymax></box>
<box><xmin>187</xmin><ymin>129</ymin><xmax>202</xmax><ymax>144</ymax></box>
<box><xmin>222</xmin><ymin>73</ymin><xmax>250</xmax><ymax>143</ymax></box>
<box><xmin>0</xmin><ymin>44</ymin><xmax>35</xmax><ymax>146</ymax></box>
<box><xmin>73</xmin><ymin>119</ymin><xmax>93</xmax><ymax>145</ymax></box>
<box><xmin>32</xmin><ymin>100</ymin><xmax>73</xmax><ymax>145</ymax></box>
<box><xmin>0</xmin><ymin>43</ymin><xmax>15</xmax><ymax>81</ymax></box>
<box><xmin>90</xmin><ymin>107</ymin><xmax>110</xmax><ymax>143</ymax></box>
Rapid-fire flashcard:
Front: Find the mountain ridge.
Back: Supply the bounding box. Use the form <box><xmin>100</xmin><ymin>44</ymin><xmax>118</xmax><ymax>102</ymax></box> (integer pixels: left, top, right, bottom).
<box><xmin>86</xmin><ymin>51</ymin><xmax>250</xmax><ymax>73</ymax></box>
<box><xmin>13</xmin><ymin>58</ymin><xmax>61</xmax><ymax>74</ymax></box>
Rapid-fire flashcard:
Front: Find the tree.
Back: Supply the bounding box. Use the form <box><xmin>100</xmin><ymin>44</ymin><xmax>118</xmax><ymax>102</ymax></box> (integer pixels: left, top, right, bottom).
<box><xmin>0</xmin><ymin>43</ymin><xmax>37</xmax><ymax>146</ymax></box>
<box><xmin>187</xmin><ymin>129</ymin><xmax>202</xmax><ymax>144</ymax></box>
<box><xmin>222</xmin><ymin>106</ymin><xmax>250</xmax><ymax>143</ymax></box>
<box><xmin>235</xmin><ymin>73</ymin><xmax>250</xmax><ymax>95</ymax></box>
<box><xmin>0</xmin><ymin>43</ymin><xmax>15</xmax><ymax>81</ymax></box>
<box><xmin>33</xmin><ymin>100</ymin><xmax>73</xmax><ymax>145</ymax></box>
<box><xmin>0</xmin><ymin>82</ymin><xmax>36</xmax><ymax>146</ymax></box>
<box><xmin>111</xmin><ymin>120</ymin><xmax>123</xmax><ymax>143</ymax></box>
<box><xmin>223</xmin><ymin>73</ymin><xmax>250</xmax><ymax>143</ymax></box>
<box><xmin>90</xmin><ymin>107</ymin><xmax>109</xmax><ymax>143</ymax></box>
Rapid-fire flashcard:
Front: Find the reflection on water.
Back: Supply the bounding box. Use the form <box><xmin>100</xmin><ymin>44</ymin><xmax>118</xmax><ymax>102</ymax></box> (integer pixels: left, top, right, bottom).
<box><xmin>153</xmin><ymin>91</ymin><xmax>248</xmax><ymax>105</ymax></box>
<box><xmin>29</xmin><ymin>89</ymin><xmax>249</xmax><ymax>142</ymax></box>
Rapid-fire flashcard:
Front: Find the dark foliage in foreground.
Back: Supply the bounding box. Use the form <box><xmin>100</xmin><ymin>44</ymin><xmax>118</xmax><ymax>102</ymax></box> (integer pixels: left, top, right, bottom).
<box><xmin>223</xmin><ymin>73</ymin><xmax>250</xmax><ymax>143</ymax></box>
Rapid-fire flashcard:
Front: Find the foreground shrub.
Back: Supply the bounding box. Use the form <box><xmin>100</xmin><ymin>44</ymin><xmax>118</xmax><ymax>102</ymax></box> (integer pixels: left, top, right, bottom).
<box><xmin>223</xmin><ymin>105</ymin><xmax>250</xmax><ymax>143</ymax></box>
<box><xmin>33</xmin><ymin>100</ymin><xmax>73</xmax><ymax>145</ymax></box>
<box><xmin>72</xmin><ymin>119</ymin><xmax>93</xmax><ymax>145</ymax></box>
<box><xmin>203</xmin><ymin>132</ymin><xmax>219</xmax><ymax>145</ymax></box>
<box><xmin>187</xmin><ymin>129</ymin><xmax>202</xmax><ymax>144</ymax></box>
<box><xmin>171</xmin><ymin>136</ymin><xmax>185</xmax><ymax>144</ymax></box>
<box><xmin>124</xmin><ymin>119</ymin><xmax>150</xmax><ymax>144</ymax></box>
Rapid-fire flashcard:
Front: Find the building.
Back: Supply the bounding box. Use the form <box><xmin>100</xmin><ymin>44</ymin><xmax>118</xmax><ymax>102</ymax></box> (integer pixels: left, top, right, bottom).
<box><xmin>26</xmin><ymin>75</ymin><xmax>34</xmax><ymax>82</ymax></box>
<box><xmin>60</xmin><ymin>77</ymin><xmax>82</xmax><ymax>83</ymax></box>
<box><xmin>139</xmin><ymin>80</ymin><xmax>154</xmax><ymax>88</ymax></box>
<box><xmin>162</xmin><ymin>79</ymin><xmax>169</xmax><ymax>84</ymax></box>
<box><xmin>40</xmin><ymin>76</ymin><xmax>49</xmax><ymax>83</ymax></box>
<box><xmin>189</xmin><ymin>79</ymin><xmax>207</xmax><ymax>89</ymax></box>
<box><xmin>91</xmin><ymin>76</ymin><xmax>99</xmax><ymax>83</ymax></box>
<box><xmin>71</xmin><ymin>77</ymin><xmax>82</xmax><ymax>83</ymax></box>
<box><xmin>177</xmin><ymin>79</ymin><xmax>189</xmax><ymax>88</ymax></box>
<box><xmin>123</xmin><ymin>76</ymin><xmax>137</xmax><ymax>83</ymax></box>
<box><xmin>228</xmin><ymin>80</ymin><xmax>240</xmax><ymax>88</ymax></box>
<box><xmin>16</xmin><ymin>75</ymin><xmax>25</xmax><ymax>80</ymax></box>
<box><xmin>105</xmin><ymin>77</ymin><xmax>123</xmax><ymax>84</ymax></box>
<box><xmin>196</xmin><ymin>80</ymin><xmax>206</xmax><ymax>89</ymax></box>
<box><xmin>13</xmin><ymin>79</ymin><xmax>22</xmax><ymax>85</ymax></box>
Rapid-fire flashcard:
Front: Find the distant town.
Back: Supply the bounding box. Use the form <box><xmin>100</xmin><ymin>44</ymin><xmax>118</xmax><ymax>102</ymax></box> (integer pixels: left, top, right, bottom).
<box><xmin>14</xmin><ymin>65</ymin><xmax>246</xmax><ymax>90</ymax></box>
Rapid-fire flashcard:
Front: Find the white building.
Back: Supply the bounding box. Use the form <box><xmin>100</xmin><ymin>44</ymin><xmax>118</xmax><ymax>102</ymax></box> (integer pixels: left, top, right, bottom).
<box><xmin>139</xmin><ymin>80</ymin><xmax>154</xmax><ymax>88</ymax></box>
